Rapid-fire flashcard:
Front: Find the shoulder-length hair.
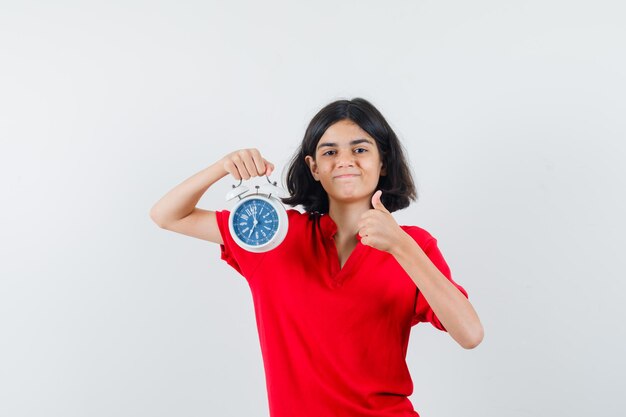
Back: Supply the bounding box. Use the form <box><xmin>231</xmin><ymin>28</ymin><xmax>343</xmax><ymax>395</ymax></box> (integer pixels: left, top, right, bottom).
<box><xmin>282</xmin><ymin>98</ymin><xmax>417</xmax><ymax>214</ymax></box>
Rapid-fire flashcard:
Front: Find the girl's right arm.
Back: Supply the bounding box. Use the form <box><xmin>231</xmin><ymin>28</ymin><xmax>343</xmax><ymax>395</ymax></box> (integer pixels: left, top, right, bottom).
<box><xmin>149</xmin><ymin>149</ymin><xmax>274</xmax><ymax>243</ymax></box>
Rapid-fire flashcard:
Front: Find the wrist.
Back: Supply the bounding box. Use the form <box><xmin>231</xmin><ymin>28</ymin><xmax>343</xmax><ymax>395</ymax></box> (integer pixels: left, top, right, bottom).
<box><xmin>390</xmin><ymin>230</ymin><xmax>417</xmax><ymax>259</ymax></box>
<box><xmin>207</xmin><ymin>159</ymin><xmax>229</xmax><ymax>179</ymax></box>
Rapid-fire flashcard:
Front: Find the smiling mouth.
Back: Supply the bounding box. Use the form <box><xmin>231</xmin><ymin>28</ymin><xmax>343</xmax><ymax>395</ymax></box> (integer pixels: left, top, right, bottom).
<box><xmin>334</xmin><ymin>174</ymin><xmax>360</xmax><ymax>179</ymax></box>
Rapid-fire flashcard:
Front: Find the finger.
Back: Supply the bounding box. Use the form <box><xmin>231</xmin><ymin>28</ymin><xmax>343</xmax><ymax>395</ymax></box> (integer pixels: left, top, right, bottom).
<box><xmin>357</xmin><ymin>214</ymin><xmax>377</xmax><ymax>232</ymax></box>
<box><xmin>371</xmin><ymin>190</ymin><xmax>389</xmax><ymax>213</ymax></box>
<box><xmin>223</xmin><ymin>159</ymin><xmax>242</xmax><ymax>180</ymax></box>
<box><xmin>249</xmin><ymin>149</ymin><xmax>267</xmax><ymax>176</ymax></box>
<box><xmin>240</xmin><ymin>151</ymin><xmax>261</xmax><ymax>178</ymax></box>
<box><xmin>231</xmin><ymin>155</ymin><xmax>251</xmax><ymax>179</ymax></box>
<box><xmin>263</xmin><ymin>159</ymin><xmax>275</xmax><ymax>176</ymax></box>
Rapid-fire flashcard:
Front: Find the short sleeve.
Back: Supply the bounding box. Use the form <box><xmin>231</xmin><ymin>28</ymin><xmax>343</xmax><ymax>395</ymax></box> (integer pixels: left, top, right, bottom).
<box><xmin>411</xmin><ymin>237</ymin><xmax>468</xmax><ymax>331</ymax></box>
<box><xmin>214</xmin><ymin>210</ymin><xmax>265</xmax><ymax>280</ymax></box>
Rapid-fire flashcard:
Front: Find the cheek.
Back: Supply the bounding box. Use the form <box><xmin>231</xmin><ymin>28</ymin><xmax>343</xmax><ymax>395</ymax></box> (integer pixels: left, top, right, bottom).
<box><xmin>367</xmin><ymin>160</ymin><xmax>383</xmax><ymax>174</ymax></box>
<box><xmin>318</xmin><ymin>163</ymin><xmax>333</xmax><ymax>174</ymax></box>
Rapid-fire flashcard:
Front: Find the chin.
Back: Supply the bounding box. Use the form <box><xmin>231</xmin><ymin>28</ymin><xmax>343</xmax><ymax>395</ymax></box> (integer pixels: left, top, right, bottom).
<box><xmin>328</xmin><ymin>192</ymin><xmax>370</xmax><ymax>205</ymax></box>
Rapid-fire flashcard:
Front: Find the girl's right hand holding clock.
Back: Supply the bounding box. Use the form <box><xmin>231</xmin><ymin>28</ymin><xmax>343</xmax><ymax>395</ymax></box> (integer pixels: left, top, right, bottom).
<box><xmin>150</xmin><ymin>148</ymin><xmax>275</xmax><ymax>244</ymax></box>
<box><xmin>221</xmin><ymin>148</ymin><xmax>275</xmax><ymax>180</ymax></box>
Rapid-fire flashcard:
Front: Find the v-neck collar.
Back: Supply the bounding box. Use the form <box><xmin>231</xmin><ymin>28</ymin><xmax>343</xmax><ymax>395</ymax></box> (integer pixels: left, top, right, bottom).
<box><xmin>318</xmin><ymin>213</ymin><xmax>367</xmax><ymax>288</ymax></box>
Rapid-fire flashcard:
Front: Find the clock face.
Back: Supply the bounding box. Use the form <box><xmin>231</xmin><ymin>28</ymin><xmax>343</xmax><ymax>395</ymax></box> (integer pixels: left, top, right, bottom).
<box><xmin>231</xmin><ymin>197</ymin><xmax>280</xmax><ymax>247</ymax></box>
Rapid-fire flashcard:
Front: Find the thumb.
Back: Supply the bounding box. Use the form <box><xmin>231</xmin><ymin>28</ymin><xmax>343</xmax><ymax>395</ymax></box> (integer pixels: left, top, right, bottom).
<box><xmin>371</xmin><ymin>190</ymin><xmax>389</xmax><ymax>213</ymax></box>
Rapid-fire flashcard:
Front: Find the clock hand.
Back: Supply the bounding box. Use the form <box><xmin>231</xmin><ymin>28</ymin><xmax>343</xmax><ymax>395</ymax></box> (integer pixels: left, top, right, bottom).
<box><xmin>251</xmin><ymin>203</ymin><xmax>258</xmax><ymax>222</ymax></box>
<box><xmin>248</xmin><ymin>214</ymin><xmax>258</xmax><ymax>238</ymax></box>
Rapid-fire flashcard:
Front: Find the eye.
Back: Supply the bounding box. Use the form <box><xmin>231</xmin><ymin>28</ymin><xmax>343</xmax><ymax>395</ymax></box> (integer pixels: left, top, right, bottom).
<box><xmin>322</xmin><ymin>150</ymin><xmax>336</xmax><ymax>156</ymax></box>
<box><xmin>354</xmin><ymin>147</ymin><xmax>368</xmax><ymax>154</ymax></box>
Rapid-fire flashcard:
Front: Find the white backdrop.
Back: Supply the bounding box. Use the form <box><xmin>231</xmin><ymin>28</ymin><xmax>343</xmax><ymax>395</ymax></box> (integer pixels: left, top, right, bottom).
<box><xmin>1</xmin><ymin>1</ymin><xmax>625</xmax><ymax>416</ymax></box>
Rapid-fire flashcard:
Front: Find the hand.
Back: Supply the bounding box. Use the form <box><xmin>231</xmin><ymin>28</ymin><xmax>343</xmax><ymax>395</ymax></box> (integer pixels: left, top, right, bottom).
<box><xmin>357</xmin><ymin>190</ymin><xmax>405</xmax><ymax>253</ymax></box>
<box><xmin>221</xmin><ymin>148</ymin><xmax>275</xmax><ymax>180</ymax></box>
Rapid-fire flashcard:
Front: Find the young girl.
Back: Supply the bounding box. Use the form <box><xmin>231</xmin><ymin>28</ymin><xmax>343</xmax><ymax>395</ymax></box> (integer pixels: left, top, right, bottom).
<box><xmin>150</xmin><ymin>98</ymin><xmax>483</xmax><ymax>417</ymax></box>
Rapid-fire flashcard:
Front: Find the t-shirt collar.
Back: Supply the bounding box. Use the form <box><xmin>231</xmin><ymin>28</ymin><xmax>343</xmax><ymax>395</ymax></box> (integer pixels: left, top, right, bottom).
<box><xmin>319</xmin><ymin>213</ymin><xmax>363</xmax><ymax>242</ymax></box>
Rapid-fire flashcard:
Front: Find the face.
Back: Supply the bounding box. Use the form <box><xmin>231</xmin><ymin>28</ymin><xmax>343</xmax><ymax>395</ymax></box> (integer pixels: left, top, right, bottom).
<box><xmin>305</xmin><ymin>119</ymin><xmax>386</xmax><ymax>208</ymax></box>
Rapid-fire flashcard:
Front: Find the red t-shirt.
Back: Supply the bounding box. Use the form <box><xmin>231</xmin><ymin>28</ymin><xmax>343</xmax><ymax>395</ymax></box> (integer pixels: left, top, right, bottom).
<box><xmin>214</xmin><ymin>209</ymin><xmax>468</xmax><ymax>417</ymax></box>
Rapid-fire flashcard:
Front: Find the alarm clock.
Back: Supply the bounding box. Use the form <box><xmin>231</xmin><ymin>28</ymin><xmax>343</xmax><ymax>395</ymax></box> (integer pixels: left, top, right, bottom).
<box><xmin>226</xmin><ymin>176</ymin><xmax>289</xmax><ymax>253</ymax></box>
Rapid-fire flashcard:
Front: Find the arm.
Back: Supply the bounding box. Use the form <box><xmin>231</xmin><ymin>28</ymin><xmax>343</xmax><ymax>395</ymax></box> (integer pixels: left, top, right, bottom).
<box><xmin>149</xmin><ymin>149</ymin><xmax>274</xmax><ymax>243</ymax></box>
<box><xmin>391</xmin><ymin>233</ymin><xmax>484</xmax><ymax>349</ymax></box>
<box><xmin>358</xmin><ymin>190</ymin><xmax>484</xmax><ymax>349</ymax></box>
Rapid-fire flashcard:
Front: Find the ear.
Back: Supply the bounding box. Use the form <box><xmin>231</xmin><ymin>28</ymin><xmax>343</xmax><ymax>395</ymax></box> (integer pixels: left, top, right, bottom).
<box><xmin>304</xmin><ymin>155</ymin><xmax>320</xmax><ymax>181</ymax></box>
<box><xmin>380</xmin><ymin>161</ymin><xmax>387</xmax><ymax>176</ymax></box>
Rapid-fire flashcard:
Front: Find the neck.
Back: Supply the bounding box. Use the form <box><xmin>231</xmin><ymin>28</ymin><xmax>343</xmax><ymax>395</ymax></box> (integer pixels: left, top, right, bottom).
<box><xmin>328</xmin><ymin>199</ymin><xmax>371</xmax><ymax>242</ymax></box>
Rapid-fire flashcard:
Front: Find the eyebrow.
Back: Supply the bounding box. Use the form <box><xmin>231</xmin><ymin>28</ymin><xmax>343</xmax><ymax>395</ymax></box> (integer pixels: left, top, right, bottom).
<box><xmin>316</xmin><ymin>138</ymin><xmax>374</xmax><ymax>150</ymax></box>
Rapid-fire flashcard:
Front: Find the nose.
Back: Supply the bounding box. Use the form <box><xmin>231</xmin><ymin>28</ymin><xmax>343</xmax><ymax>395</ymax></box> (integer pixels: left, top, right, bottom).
<box><xmin>336</xmin><ymin>149</ymin><xmax>355</xmax><ymax>168</ymax></box>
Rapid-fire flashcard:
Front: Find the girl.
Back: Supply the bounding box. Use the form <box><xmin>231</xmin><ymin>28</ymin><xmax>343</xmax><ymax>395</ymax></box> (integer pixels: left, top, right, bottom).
<box><xmin>150</xmin><ymin>98</ymin><xmax>483</xmax><ymax>417</ymax></box>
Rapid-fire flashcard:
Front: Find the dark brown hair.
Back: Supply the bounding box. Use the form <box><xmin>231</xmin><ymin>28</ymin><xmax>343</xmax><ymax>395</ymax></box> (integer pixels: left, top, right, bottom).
<box><xmin>282</xmin><ymin>98</ymin><xmax>417</xmax><ymax>213</ymax></box>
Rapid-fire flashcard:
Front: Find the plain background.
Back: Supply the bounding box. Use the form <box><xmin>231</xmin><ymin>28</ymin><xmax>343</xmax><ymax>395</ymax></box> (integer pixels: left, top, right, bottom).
<box><xmin>1</xmin><ymin>1</ymin><xmax>625</xmax><ymax>416</ymax></box>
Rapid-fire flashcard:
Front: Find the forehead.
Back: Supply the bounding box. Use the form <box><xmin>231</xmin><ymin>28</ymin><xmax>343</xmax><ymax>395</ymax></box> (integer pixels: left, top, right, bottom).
<box><xmin>317</xmin><ymin>120</ymin><xmax>374</xmax><ymax>147</ymax></box>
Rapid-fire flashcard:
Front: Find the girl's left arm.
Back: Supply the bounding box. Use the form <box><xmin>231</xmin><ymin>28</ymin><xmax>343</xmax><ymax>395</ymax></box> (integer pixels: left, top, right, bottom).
<box><xmin>391</xmin><ymin>233</ymin><xmax>484</xmax><ymax>349</ymax></box>
<box><xmin>359</xmin><ymin>191</ymin><xmax>484</xmax><ymax>349</ymax></box>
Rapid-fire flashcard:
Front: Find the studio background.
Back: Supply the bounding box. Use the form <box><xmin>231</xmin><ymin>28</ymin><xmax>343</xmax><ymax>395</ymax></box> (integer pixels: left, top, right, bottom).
<box><xmin>1</xmin><ymin>1</ymin><xmax>625</xmax><ymax>416</ymax></box>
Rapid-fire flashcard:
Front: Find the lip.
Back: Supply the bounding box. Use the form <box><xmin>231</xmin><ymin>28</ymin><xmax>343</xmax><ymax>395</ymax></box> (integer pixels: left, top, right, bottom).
<box><xmin>333</xmin><ymin>174</ymin><xmax>360</xmax><ymax>179</ymax></box>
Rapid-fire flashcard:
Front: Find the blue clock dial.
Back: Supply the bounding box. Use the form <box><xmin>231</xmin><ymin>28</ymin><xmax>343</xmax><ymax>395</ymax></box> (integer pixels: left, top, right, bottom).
<box><xmin>232</xmin><ymin>198</ymin><xmax>280</xmax><ymax>246</ymax></box>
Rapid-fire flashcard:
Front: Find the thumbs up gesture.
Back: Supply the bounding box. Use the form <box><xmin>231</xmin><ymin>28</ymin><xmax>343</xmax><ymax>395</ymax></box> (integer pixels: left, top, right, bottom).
<box><xmin>357</xmin><ymin>190</ymin><xmax>404</xmax><ymax>253</ymax></box>
<box><xmin>371</xmin><ymin>189</ymin><xmax>390</xmax><ymax>213</ymax></box>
